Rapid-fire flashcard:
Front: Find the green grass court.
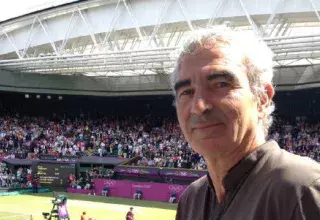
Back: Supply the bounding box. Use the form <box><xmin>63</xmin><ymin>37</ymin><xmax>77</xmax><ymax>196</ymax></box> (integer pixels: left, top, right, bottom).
<box><xmin>0</xmin><ymin>193</ymin><xmax>177</xmax><ymax>220</ymax></box>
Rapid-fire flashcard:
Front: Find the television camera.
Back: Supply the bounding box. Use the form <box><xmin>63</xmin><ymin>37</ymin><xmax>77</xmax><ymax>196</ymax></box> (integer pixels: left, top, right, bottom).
<box><xmin>42</xmin><ymin>193</ymin><xmax>70</xmax><ymax>220</ymax></box>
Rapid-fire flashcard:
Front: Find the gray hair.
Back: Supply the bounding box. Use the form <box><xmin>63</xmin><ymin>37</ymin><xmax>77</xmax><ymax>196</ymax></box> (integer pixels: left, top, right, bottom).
<box><xmin>171</xmin><ymin>28</ymin><xmax>275</xmax><ymax>138</ymax></box>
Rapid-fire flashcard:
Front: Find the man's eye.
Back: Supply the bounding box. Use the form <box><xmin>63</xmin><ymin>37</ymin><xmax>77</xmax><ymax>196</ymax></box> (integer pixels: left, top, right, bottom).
<box><xmin>216</xmin><ymin>82</ymin><xmax>230</xmax><ymax>88</ymax></box>
<box><xmin>179</xmin><ymin>89</ymin><xmax>193</xmax><ymax>97</ymax></box>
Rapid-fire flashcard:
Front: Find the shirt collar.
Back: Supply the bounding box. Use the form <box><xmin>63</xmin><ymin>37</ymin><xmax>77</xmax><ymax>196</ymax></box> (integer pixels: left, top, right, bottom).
<box><xmin>207</xmin><ymin>140</ymin><xmax>279</xmax><ymax>193</ymax></box>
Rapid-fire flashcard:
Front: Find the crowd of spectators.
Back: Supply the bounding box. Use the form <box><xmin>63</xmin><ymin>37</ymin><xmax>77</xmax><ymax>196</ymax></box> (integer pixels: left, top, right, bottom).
<box><xmin>0</xmin><ymin>163</ymin><xmax>33</xmax><ymax>188</ymax></box>
<box><xmin>269</xmin><ymin>116</ymin><xmax>320</xmax><ymax>162</ymax></box>
<box><xmin>68</xmin><ymin>166</ymin><xmax>114</xmax><ymax>191</ymax></box>
<box><xmin>0</xmin><ymin>115</ymin><xmax>92</xmax><ymax>160</ymax></box>
<box><xmin>0</xmin><ymin>114</ymin><xmax>206</xmax><ymax>169</ymax></box>
<box><xmin>0</xmin><ymin>114</ymin><xmax>319</xmax><ymax>174</ymax></box>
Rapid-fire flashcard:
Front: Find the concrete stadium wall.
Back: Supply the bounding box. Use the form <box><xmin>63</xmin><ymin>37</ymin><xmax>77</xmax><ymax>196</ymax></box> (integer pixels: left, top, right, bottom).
<box><xmin>0</xmin><ymin>65</ymin><xmax>320</xmax><ymax>96</ymax></box>
<box><xmin>0</xmin><ymin>70</ymin><xmax>172</xmax><ymax>96</ymax></box>
<box><xmin>274</xmin><ymin>65</ymin><xmax>320</xmax><ymax>91</ymax></box>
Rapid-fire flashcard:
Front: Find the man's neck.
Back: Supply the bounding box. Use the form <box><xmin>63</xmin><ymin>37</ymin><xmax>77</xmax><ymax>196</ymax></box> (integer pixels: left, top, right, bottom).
<box><xmin>205</xmin><ymin>136</ymin><xmax>265</xmax><ymax>204</ymax></box>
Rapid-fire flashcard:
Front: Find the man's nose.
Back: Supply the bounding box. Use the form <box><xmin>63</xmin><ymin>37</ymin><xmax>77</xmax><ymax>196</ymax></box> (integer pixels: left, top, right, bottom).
<box><xmin>191</xmin><ymin>94</ymin><xmax>212</xmax><ymax>115</ymax></box>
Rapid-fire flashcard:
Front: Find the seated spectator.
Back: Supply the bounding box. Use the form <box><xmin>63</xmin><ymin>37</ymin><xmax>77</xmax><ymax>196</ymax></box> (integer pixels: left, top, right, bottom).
<box><xmin>101</xmin><ymin>186</ymin><xmax>109</xmax><ymax>196</ymax></box>
<box><xmin>69</xmin><ymin>179</ymin><xmax>77</xmax><ymax>188</ymax></box>
<box><xmin>133</xmin><ymin>189</ymin><xmax>143</xmax><ymax>200</ymax></box>
<box><xmin>169</xmin><ymin>193</ymin><xmax>177</xmax><ymax>203</ymax></box>
<box><xmin>68</xmin><ymin>173</ymin><xmax>75</xmax><ymax>184</ymax></box>
<box><xmin>84</xmin><ymin>183</ymin><xmax>90</xmax><ymax>190</ymax></box>
<box><xmin>105</xmin><ymin>169</ymin><xmax>114</xmax><ymax>179</ymax></box>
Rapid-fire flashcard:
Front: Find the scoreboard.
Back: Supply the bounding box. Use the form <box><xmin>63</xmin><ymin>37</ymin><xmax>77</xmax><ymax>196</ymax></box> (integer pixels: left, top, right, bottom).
<box><xmin>36</xmin><ymin>162</ymin><xmax>75</xmax><ymax>186</ymax></box>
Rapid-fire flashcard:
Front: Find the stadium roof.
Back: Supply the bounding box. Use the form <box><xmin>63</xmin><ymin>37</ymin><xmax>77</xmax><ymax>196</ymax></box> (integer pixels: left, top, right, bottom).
<box><xmin>0</xmin><ymin>0</ymin><xmax>319</xmax><ymax>92</ymax></box>
<box><xmin>0</xmin><ymin>0</ymin><xmax>79</xmax><ymax>22</ymax></box>
<box><xmin>2</xmin><ymin>158</ymin><xmax>33</xmax><ymax>166</ymax></box>
<box><xmin>0</xmin><ymin>0</ymin><xmax>319</xmax><ymax>77</ymax></box>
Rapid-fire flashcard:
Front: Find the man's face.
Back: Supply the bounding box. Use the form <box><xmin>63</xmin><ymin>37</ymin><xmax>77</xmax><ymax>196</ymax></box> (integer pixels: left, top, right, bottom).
<box><xmin>175</xmin><ymin>46</ymin><xmax>262</xmax><ymax>158</ymax></box>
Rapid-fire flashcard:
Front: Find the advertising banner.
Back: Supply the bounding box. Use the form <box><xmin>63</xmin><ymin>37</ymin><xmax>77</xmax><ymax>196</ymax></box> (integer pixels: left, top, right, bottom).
<box><xmin>68</xmin><ymin>179</ymin><xmax>188</xmax><ymax>202</ymax></box>
<box><xmin>114</xmin><ymin>166</ymin><xmax>159</xmax><ymax>175</ymax></box>
<box><xmin>159</xmin><ymin>169</ymin><xmax>207</xmax><ymax>178</ymax></box>
<box><xmin>115</xmin><ymin>165</ymin><xmax>207</xmax><ymax>179</ymax></box>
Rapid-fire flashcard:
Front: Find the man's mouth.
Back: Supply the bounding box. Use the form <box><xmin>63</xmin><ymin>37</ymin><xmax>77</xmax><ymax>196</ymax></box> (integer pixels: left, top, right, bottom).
<box><xmin>192</xmin><ymin>123</ymin><xmax>223</xmax><ymax>130</ymax></box>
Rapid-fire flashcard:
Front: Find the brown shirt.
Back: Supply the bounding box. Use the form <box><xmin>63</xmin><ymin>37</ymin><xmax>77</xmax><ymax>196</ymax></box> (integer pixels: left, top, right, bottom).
<box><xmin>176</xmin><ymin>141</ymin><xmax>320</xmax><ymax>220</ymax></box>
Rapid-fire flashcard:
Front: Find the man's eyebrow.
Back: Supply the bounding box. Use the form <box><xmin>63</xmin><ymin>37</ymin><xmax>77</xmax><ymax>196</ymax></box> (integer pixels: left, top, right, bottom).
<box><xmin>174</xmin><ymin>79</ymin><xmax>191</xmax><ymax>92</ymax></box>
<box><xmin>207</xmin><ymin>71</ymin><xmax>239</xmax><ymax>84</ymax></box>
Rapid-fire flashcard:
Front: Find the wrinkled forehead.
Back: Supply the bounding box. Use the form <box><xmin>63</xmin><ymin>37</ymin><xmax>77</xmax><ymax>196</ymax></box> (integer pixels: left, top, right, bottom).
<box><xmin>179</xmin><ymin>46</ymin><xmax>223</xmax><ymax>65</ymax></box>
<box><xmin>178</xmin><ymin>45</ymin><xmax>246</xmax><ymax>74</ymax></box>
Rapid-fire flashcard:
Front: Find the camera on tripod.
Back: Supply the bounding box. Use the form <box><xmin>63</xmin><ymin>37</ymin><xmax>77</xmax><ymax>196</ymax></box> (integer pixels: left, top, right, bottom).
<box><xmin>42</xmin><ymin>194</ymin><xmax>69</xmax><ymax>220</ymax></box>
<box><xmin>52</xmin><ymin>194</ymin><xmax>67</xmax><ymax>205</ymax></box>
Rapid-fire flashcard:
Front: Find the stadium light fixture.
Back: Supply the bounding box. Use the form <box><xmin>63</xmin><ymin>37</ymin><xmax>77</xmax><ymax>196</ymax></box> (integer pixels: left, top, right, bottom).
<box><xmin>47</xmin><ymin>95</ymin><xmax>51</xmax><ymax>100</ymax></box>
<box><xmin>25</xmin><ymin>94</ymin><xmax>30</xmax><ymax>99</ymax></box>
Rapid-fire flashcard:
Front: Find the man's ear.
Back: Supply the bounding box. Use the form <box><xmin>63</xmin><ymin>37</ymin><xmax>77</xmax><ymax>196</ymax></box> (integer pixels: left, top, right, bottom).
<box><xmin>258</xmin><ymin>83</ymin><xmax>274</xmax><ymax>119</ymax></box>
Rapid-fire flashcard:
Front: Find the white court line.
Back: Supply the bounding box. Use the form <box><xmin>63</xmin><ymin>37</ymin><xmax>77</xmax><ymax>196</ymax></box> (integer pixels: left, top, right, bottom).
<box><xmin>0</xmin><ymin>214</ymin><xmax>30</xmax><ymax>220</ymax></box>
<box><xmin>0</xmin><ymin>211</ymin><xmax>40</xmax><ymax>219</ymax></box>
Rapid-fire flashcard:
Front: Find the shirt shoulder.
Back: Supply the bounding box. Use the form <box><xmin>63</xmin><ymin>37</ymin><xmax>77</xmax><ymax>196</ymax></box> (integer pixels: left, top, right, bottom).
<box><xmin>268</xmin><ymin>149</ymin><xmax>320</xmax><ymax>187</ymax></box>
<box><xmin>290</xmin><ymin>177</ymin><xmax>320</xmax><ymax>220</ymax></box>
<box><xmin>253</xmin><ymin>148</ymin><xmax>320</xmax><ymax>219</ymax></box>
<box><xmin>223</xmin><ymin>143</ymin><xmax>320</xmax><ymax>220</ymax></box>
<box><xmin>184</xmin><ymin>175</ymin><xmax>209</xmax><ymax>196</ymax></box>
<box><xmin>176</xmin><ymin>175</ymin><xmax>209</xmax><ymax>220</ymax></box>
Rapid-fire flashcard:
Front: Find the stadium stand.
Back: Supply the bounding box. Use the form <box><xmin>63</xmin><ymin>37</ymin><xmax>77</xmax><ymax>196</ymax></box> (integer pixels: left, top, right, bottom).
<box><xmin>0</xmin><ymin>114</ymin><xmax>206</xmax><ymax>169</ymax></box>
<box><xmin>1</xmin><ymin>113</ymin><xmax>319</xmax><ymax>190</ymax></box>
<box><xmin>0</xmin><ymin>163</ymin><xmax>32</xmax><ymax>188</ymax></box>
<box><xmin>0</xmin><ymin>89</ymin><xmax>319</xmax><ymax>190</ymax></box>
<box><xmin>269</xmin><ymin>116</ymin><xmax>320</xmax><ymax>162</ymax></box>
